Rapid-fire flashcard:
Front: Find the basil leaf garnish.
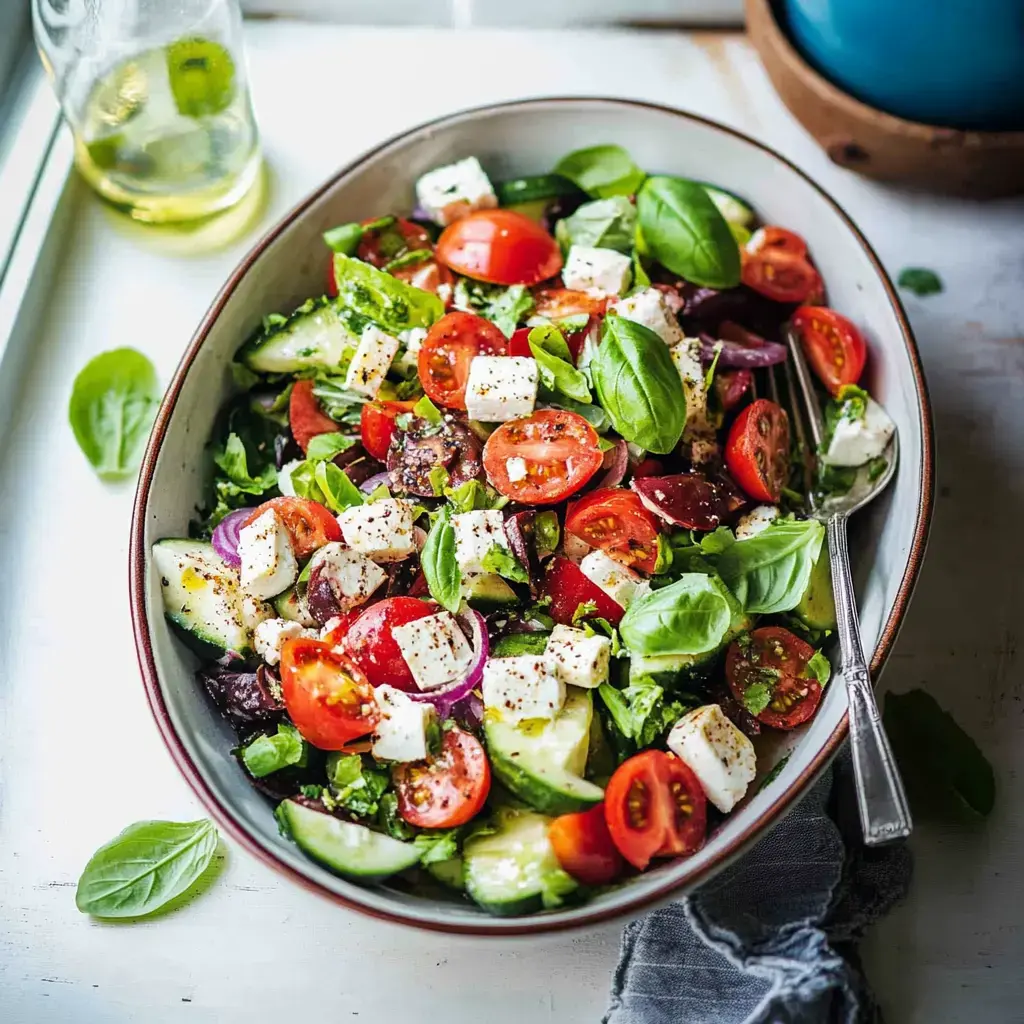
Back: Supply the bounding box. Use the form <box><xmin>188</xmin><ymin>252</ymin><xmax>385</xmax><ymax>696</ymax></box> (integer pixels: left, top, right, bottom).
<box><xmin>421</xmin><ymin>506</ymin><xmax>461</xmax><ymax>612</ymax></box>
<box><xmin>240</xmin><ymin>724</ymin><xmax>308</xmax><ymax>778</ymax></box>
<box><xmin>554</xmin><ymin>195</ymin><xmax>636</xmax><ymax>253</ymax></box>
<box><xmin>305</xmin><ymin>431</ymin><xmax>355</xmax><ymax>462</ymax></box>
<box><xmin>528</xmin><ymin>325</ymin><xmax>592</xmax><ymax>405</ymax></box>
<box><xmin>554</xmin><ymin>144</ymin><xmax>646</xmax><ymax>199</ymax></box>
<box><xmin>332</xmin><ymin>254</ymin><xmax>443</xmax><ymax>333</ymax></box>
<box><xmin>619</xmin><ymin>573</ymin><xmax>734</xmax><ymax>656</ymax></box>
<box><xmin>314</xmin><ymin>461</ymin><xmax>363</xmax><ymax>512</ymax></box>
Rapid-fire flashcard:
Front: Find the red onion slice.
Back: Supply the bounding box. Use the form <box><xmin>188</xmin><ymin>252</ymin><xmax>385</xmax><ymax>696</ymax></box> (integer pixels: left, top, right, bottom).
<box><xmin>211</xmin><ymin>508</ymin><xmax>252</xmax><ymax>567</ymax></box>
<box><xmin>631</xmin><ymin>473</ymin><xmax>744</xmax><ymax>531</ymax></box>
<box><xmin>699</xmin><ymin>333</ymin><xmax>788</xmax><ymax>368</ymax></box>
<box><xmin>359</xmin><ymin>470</ymin><xmax>392</xmax><ymax>494</ymax></box>
<box><xmin>595</xmin><ymin>438</ymin><xmax>629</xmax><ymax>489</ymax></box>
<box><xmin>406</xmin><ymin>609</ymin><xmax>488</xmax><ymax>720</ymax></box>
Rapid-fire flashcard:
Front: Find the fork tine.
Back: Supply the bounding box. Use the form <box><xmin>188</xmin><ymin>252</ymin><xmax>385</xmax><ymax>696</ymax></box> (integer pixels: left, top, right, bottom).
<box><xmin>783</xmin><ymin>325</ymin><xmax>825</xmax><ymax>450</ymax></box>
<box><xmin>781</xmin><ymin>355</ymin><xmax>816</xmax><ymax>498</ymax></box>
<box><xmin>767</xmin><ymin>364</ymin><xmax>781</xmax><ymax>405</ymax></box>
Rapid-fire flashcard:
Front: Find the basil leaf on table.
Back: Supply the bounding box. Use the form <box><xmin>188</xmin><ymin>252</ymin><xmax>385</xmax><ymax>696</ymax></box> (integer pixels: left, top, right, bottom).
<box><xmin>332</xmin><ymin>254</ymin><xmax>443</xmax><ymax>332</ymax></box>
<box><xmin>554</xmin><ymin>144</ymin><xmax>646</xmax><ymax>199</ymax></box>
<box><xmin>421</xmin><ymin>506</ymin><xmax>461</xmax><ymax>612</ymax></box>
<box><xmin>76</xmin><ymin>819</ymin><xmax>219</xmax><ymax>919</ymax></box>
<box><xmin>636</xmin><ymin>176</ymin><xmax>741</xmax><ymax>289</ymax></box>
<box><xmin>528</xmin><ymin>327</ymin><xmax>592</xmax><ymax>405</ymax></box>
<box><xmin>591</xmin><ymin>315</ymin><xmax>686</xmax><ymax>454</ymax></box>
<box><xmin>240</xmin><ymin>723</ymin><xmax>308</xmax><ymax>778</ymax></box>
<box><xmin>619</xmin><ymin>573</ymin><xmax>734</xmax><ymax>656</ymax></box>
<box><xmin>554</xmin><ymin>196</ymin><xmax>637</xmax><ymax>253</ymax></box>
<box><xmin>897</xmin><ymin>267</ymin><xmax>943</xmax><ymax>297</ymax></box>
<box><xmin>68</xmin><ymin>348</ymin><xmax>160</xmax><ymax>479</ymax></box>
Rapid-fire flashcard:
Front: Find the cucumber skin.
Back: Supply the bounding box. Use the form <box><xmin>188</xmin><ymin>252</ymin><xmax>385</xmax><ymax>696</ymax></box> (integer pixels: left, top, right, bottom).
<box><xmin>165</xmin><ymin>614</ymin><xmax>251</xmax><ymax>663</ymax></box>
<box><xmin>464</xmin><ymin>887</ymin><xmax>543</xmax><ymax>917</ymax></box>
<box><xmin>485</xmin><ymin>738</ymin><xmax>604</xmax><ymax>816</ymax></box>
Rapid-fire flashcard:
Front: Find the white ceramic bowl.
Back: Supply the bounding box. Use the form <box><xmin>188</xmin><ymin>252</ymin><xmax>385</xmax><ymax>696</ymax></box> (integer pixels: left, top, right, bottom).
<box><xmin>130</xmin><ymin>98</ymin><xmax>933</xmax><ymax>935</ymax></box>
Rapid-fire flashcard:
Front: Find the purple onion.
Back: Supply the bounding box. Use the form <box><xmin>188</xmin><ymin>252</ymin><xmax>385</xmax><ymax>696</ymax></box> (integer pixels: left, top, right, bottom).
<box><xmin>595</xmin><ymin>438</ymin><xmax>629</xmax><ymax>489</ymax></box>
<box><xmin>452</xmin><ymin>691</ymin><xmax>485</xmax><ymax>731</ymax></box>
<box><xmin>407</xmin><ymin>609</ymin><xmax>488</xmax><ymax>720</ymax></box>
<box><xmin>359</xmin><ymin>470</ymin><xmax>391</xmax><ymax>494</ymax></box>
<box><xmin>211</xmin><ymin>508</ymin><xmax>252</xmax><ymax>567</ymax></box>
<box><xmin>699</xmin><ymin>333</ymin><xmax>788</xmax><ymax>368</ymax></box>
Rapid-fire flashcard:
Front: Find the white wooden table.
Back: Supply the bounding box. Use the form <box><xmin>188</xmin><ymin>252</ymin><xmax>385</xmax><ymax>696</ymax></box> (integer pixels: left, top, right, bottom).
<box><xmin>1</xmin><ymin>23</ymin><xmax>1023</xmax><ymax>1024</ymax></box>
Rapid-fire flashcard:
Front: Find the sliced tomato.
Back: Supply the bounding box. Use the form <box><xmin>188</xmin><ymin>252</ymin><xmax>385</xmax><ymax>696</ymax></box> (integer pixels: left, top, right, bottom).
<box><xmin>724</xmin><ymin>398</ymin><xmax>790</xmax><ymax>504</ymax></box>
<box><xmin>289</xmin><ymin>379</ymin><xmax>339</xmax><ymax>453</ymax></box>
<box><xmin>726</xmin><ymin>626</ymin><xmax>823</xmax><ymax>730</ymax></box>
<box><xmin>483</xmin><ymin>409</ymin><xmax>603</xmax><ymax>505</ymax></box>
<box><xmin>604</xmin><ymin>750</ymin><xmax>707</xmax><ymax>871</ymax></box>
<box><xmin>418</xmin><ymin>311</ymin><xmax>508</xmax><ymax>410</ymax></box>
<box><xmin>360</xmin><ymin>399</ymin><xmax>416</xmax><ymax>461</ymax></box>
<box><xmin>279</xmin><ymin>639</ymin><xmax>378</xmax><ymax>749</ymax></box>
<box><xmin>340</xmin><ymin>596</ymin><xmax>437</xmax><ymax>691</ymax></box>
<box><xmin>320</xmin><ymin>610</ymin><xmax>361</xmax><ymax>648</ymax></box>
<box><xmin>436</xmin><ymin>209</ymin><xmax>562</xmax><ymax>286</ymax></box>
<box><xmin>509</xmin><ymin>327</ymin><xmax>532</xmax><ymax>358</ymax></box>
<box><xmin>541</xmin><ymin>556</ymin><xmax>626</xmax><ymax>626</ymax></box>
<box><xmin>243</xmin><ymin>496</ymin><xmax>341</xmax><ymax>559</ymax></box>
<box><xmin>393</xmin><ymin>727</ymin><xmax>491</xmax><ymax>828</ymax></box>
<box><xmin>565</xmin><ymin>488</ymin><xmax>661</xmax><ymax>573</ymax></box>
<box><xmin>532</xmin><ymin>288</ymin><xmax>608</xmax><ymax>320</ymax></box>
<box><xmin>742</xmin><ymin>249</ymin><xmax>823</xmax><ymax>304</ymax></box>
<box><xmin>746</xmin><ymin>226</ymin><xmax>808</xmax><ymax>258</ymax></box>
<box><xmin>549</xmin><ymin>805</ymin><xmax>625</xmax><ymax>886</ymax></box>
<box><xmin>791</xmin><ymin>306</ymin><xmax>868</xmax><ymax>396</ymax></box>
<box><xmin>356</xmin><ymin>217</ymin><xmax>431</xmax><ymax>268</ymax></box>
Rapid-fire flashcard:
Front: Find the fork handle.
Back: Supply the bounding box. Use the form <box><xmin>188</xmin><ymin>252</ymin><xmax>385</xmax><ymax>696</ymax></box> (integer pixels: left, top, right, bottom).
<box><xmin>827</xmin><ymin>513</ymin><xmax>913</xmax><ymax>845</ymax></box>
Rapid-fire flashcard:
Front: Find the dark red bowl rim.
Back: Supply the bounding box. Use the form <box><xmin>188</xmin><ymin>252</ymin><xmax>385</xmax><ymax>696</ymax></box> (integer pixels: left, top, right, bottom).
<box><xmin>129</xmin><ymin>96</ymin><xmax>934</xmax><ymax>936</ymax></box>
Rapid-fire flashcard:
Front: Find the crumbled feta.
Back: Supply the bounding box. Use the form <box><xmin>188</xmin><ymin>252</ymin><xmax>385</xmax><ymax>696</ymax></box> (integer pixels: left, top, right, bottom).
<box><xmin>545</xmin><ymin>624</ymin><xmax>611</xmax><ymax>689</ymax></box>
<box><xmin>464</xmin><ymin>356</ymin><xmax>538</xmax><ymax>422</ymax></box>
<box><xmin>253</xmin><ymin>617</ymin><xmax>316</xmax><ymax>666</ymax></box>
<box><xmin>735</xmin><ymin>504</ymin><xmax>779</xmax><ymax>540</ymax></box>
<box><xmin>415</xmin><ymin>156</ymin><xmax>498</xmax><ymax>227</ymax></box>
<box><xmin>452</xmin><ymin>509</ymin><xmax>507</xmax><ymax>575</ymax></box>
<box><xmin>237</xmin><ymin>510</ymin><xmax>298</xmax><ymax>600</ymax></box>
<box><xmin>371</xmin><ymin>685</ymin><xmax>436</xmax><ymax>762</ymax></box>
<box><xmin>610</xmin><ymin>287</ymin><xmax>685</xmax><ymax>346</ymax></box>
<box><xmin>562</xmin><ymin>245</ymin><xmax>632</xmax><ymax>296</ymax></box>
<box><xmin>824</xmin><ymin>396</ymin><xmax>895</xmax><ymax>468</ymax></box>
<box><xmin>345</xmin><ymin>324</ymin><xmax>400</xmax><ymax>398</ymax></box>
<box><xmin>336</xmin><ymin>498</ymin><xmax>416</xmax><ymax>563</ymax></box>
<box><xmin>579</xmin><ymin>549</ymin><xmax>641</xmax><ymax>609</ymax></box>
<box><xmin>393</xmin><ymin>327</ymin><xmax>426</xmax><ymax>378</ymax></box>
<box><xmin>309</xmin><ymin>542</ymin><xmax>387</xmax><ymax>611</ymax></box>
<box><xmin>505</xmin><ymin>456</ymin><xmax>528</xmax><ymax>483</ymax></box>
<box><xmin>482</xmin><ymin>654</ymin><xmax>566</xmax><ymax>723</ymax></box>
<box><xmin>391</xmin><ymin>611</ymin><xmax>475</xmax><ymax>692</ymax></box>
<box><xmin>670</xmin><ymin>337</ymin><xmax>711</xmax><ymax>437</ymax></box>
<box><xmin>241</xmin><ymin>594</ymin><xmax>273</xmax><ymax>631</ymax></box>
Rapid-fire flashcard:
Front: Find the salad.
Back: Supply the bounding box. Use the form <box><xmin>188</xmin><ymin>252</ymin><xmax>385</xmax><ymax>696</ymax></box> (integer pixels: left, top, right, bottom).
<box><xmin>153</xmin><ymin>144</ymin><xmax>896</xmax><ymax>916</ymax></box>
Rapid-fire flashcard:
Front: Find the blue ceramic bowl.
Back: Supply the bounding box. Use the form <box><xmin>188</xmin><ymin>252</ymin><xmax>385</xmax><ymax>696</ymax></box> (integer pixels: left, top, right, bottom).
<box><xmin>783</xmin><ymin>0</ymin><xmax>1024</xmax><ymax>131</ymax></box>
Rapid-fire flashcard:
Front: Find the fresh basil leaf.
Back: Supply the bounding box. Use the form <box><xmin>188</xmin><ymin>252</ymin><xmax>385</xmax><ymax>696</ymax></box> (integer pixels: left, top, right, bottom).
<box><xmin>326</xmin><ymin>753</ymin><xmax>390</xmax><ymax>819</ymax></box>
<box><xmin>481</xmin><ymin>544</ymin><xmax>529</xmax><ymax>583</ymax></box>
<box><xmin>305</xmin><ymin>432</ymin><xmax>356</xmax><ymax>462</ymax></box>
<box><xmin>491</xmin><ymin>632</ymin><xmax>551</xmax><ymax>658</ymax></box>
<box><xmin>323</xmin><ymin>221</ymin><xmax>365</xmax><ymax>255</ymax></box>
<box><xmin>214</xmin><ymin>432</ymin><xmax>278</xmax><ymax>494</ymax></box>
<box><xmin>742</xmin><ymin>682</ymin><xmax>772</xmax><ymax>717</ymax></box>
<box><xmin>897</xmin><ymin>267</ymin><xmax>943</xmax><ymax>297</ymax></box>
<box><xmin>631</xmin><ymin>250</ymin><xmax>651</xmax><ymax>290</ymax></box>
<box><xmin>75</xmin><ymin>819</ymin><xmax>218</xmax><ymax>918</ymax></box>
<box><xmin>554</xmin><ymin>145</ymin><xmax>646</xmax><ymax>199</ymax></box>
<box><xmin>412</xmin><ymin>394</ymin><xmax>443</xmax><ymax>424</ymax></box>
<box><xmin>314</xmin><ymin>461</ymin><xmax>363</xmax><ymax>512</ymax></box>
<box><xmin>700</xmin><ymin>526</ymin><xmax>736</xmax><ymax>555</ymax></box>
<box><xmin>240</xmin><ymin>724</ymin><xmax>308</xmax><ymax>778</ymax></box>
<box><xmin>805</xmin><ymin>649</ymin><xmax>832</xmax><ymax>688</ymax></box>
<box><xmin>538</xmin><ymin>387</ymin><xmax>612</xmax><ymax>432</ymax></box>
<box><xmin>332</xmin><ymin>254</ymin><xmax>443</xmax><ymax>333</ymax></box>
<box><xmin>619</xmin><ymin>573</ymin><xmax>734</xmax><ymax>656</ymax></box>
<box><xmin>422</xmin><ymin>506</ymin><xmax>461</xmax><ymax>612</ymax></box>
<box><xmin>445</xmin><ymin>478</ymin><xmax>507</xmax><ymax>512</ymax></box>
<box><xmin>637</xmin><ymin>176</ymin><xmax>741</xmax><ymax>289</ymax></box>
<box><xmin>452</xmin><ymin>279</ymin><xmax>534</xmax><ymax>338</ymax></box>
<box><xmin>554</xmin><ymin>196</ymin><xmax>636</xmax><ymax>253</ymax></box>
<box><xmin>597</xmin><ymin>678</ymin><xmax>694</xmax><ymax>752</ymax></box>
<box><xmin>68</xmin><ymin>348</ymin><xmax>160</xmax><ymax>480</ymax></box>
<box><xmin>591</xmin><ymin>315</ymin><xmax>686</xmax><ymax>453</ymax></box>
<box><xmin>528</xmin><ymin>328</ymin><xmax>592</xmax><ymax>405</ymax></box>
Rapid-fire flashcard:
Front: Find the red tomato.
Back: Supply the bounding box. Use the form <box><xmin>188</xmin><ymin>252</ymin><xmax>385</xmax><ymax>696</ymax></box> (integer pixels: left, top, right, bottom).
<box><xmin>724</xmin><ymin>399</ymin><xmax>790</xmax><ymax>504</ymax></box>
<box><xmin>746</xmin><ymin>225</ymin><xmax>808</xmax><ymax>258</ymax></box>
<box><xmin>320</xmin><ymin>610</ymin><xmax>361</xmax><ymax>648</ymax></box>
<box><xmin>243</xmin><ymin>496</ymin><xmax>341</xmax><ymax>560</ymax></box>
<box><xmin>279</xmin><ymin>639</ymin><xmax>378</xmax><ymax>749</ymax></box>
<box><xmin>604</xmin><ymin>751</ymin><xmax>707</xmax><ymax>871</ymax></box>
<box><xmin>726</xmin><ymin>627</ymin><xmax>823</xmax><ymax>730</ymax></box>
<box><xmin>565</xmin><ymin>488</ymin><xmax>661</xmax><ymax>573</ymax></box>
<box><xmin>393</xmin><ymin>727</ymin><xmax>491</xmax><ymax>828</ymax></box>
<box><xmin>418</xmin><ymin>311</ymin><xmax>508</xmax><ymax>410</ymax></box>
<box><xmin>341</xmin><ymin>597</ymin><xmax>437</xmax><ymax>691</ymax></box>
<box><xmin>360</xmin><ymin>400</ymin><xmax>416</xmax><ymax>461</ymax></box>
<box><xmin>791</xmin><ymin>306</ymin><xmax>868</xmax><ymax>396</ymax></box>
<box><xmin>289</xmin><ymin>379</ymin><xmax>339</xmax><ymax>453</ymax></box>
<box><xmin>549</xmin><ymin>805</ymin><xmax>625</xmax><ymax>886</ymax></box>
<box><xmin>742</xmin><ymin>249</ymin><xmax>823</xmax><ymax>304</ymax></box>
<box><xmin>541</xmin><ymin>556</ymin><xmax>626</xmax><ymax>626</ymax></box>
<box><xmin>483</xmin><ymin>409</ymin><xmax>603</xmax><ymax>504</ymax></box>
<box><xmin>509</xmin><ymin>327</ymin><xmax>532</xmax><ymax>358</ymax></box>
<box><xmin>436</xmin><ymin>210</ymin><xmax>562</xmax><ymax>286</ymax></box>
<box><xmin>532</xmin><ymin>288</ymin><xmax>608</xmax><ymax>320</ymax></box>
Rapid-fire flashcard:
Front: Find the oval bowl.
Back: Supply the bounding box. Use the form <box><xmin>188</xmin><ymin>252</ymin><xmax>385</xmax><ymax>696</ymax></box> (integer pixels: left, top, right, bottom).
<box><xmin>130</xmin><ymin>98</ymin><xmax>933</xmax><ymax>936</ymax></box>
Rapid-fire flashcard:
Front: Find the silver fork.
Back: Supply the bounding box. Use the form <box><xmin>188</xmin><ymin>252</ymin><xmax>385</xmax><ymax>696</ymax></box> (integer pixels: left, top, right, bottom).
<box><xmin>775</xmin><ymin>328</ymin><xmax>912</xmax><ymax>846</ymax></box>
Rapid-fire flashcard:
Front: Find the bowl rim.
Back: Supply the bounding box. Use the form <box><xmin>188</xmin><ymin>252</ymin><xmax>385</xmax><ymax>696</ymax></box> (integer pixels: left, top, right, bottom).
<box><xmin>129</xmin><ymin>96</ymin><xmax>934</xmax><ymax>936</ymax></box>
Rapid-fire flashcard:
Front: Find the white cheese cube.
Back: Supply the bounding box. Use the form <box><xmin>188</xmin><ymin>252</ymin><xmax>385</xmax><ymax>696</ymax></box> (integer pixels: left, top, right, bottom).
<box><xmin>464</xmin><ymin>356</ymin><xmax>538</xmax><ymax>422</ymax></box>
<box><xmin>563</xmin><ymin>245</ymin><xmax>632</xmax><ymax>296</ymax></box>
<box><xmin>451</xmin><ymin>509</ymin><xmax>507</xmax><ymax>575</ymax></box>
<box><xmin>545</xmin><ymin>624</ymin><xmax>611</xmax><ymax>689</ymax></box>
<box><xmin>309</xmin><ymin>542</ymin><xmax>387</xmax><ymax>611</ymax></box>
<box><xmin>238</xmin><ymin>510</ymin><xmax>298</xmax><ymax>600</ymax></box>
<box><xmin>667</xmin><ymin>704</ymin><xmax>756</xmax><ymax>813</ymax></box>
<box><xmin>276</xmin><ymin>458</ymin><xmax>304</xmax><ymax>498</ymax></box>
<box><xmin>824</xmin><ymin>396</ymin><xmax>895</xmax><ymax>468</ymax></box>
<box><xmin>482</xmin><ymin>654</ymin><xmax>566</xmax><ymax>723</ymax></box>
<box><xmin>610</xmin><ymin>287</ymin><xmax>685</xmax><ymax>346</ymax></box>
<box><xmin>372</xmin><ymin>685</ymin><xmax>436</xmax><ymax>762</ymax></box>
<box><xmin>391</xmin><ymin>610</ymin><xmax>475</xmax><ymax>692</ymax></box>
<box><xmin>336</xmin><ymin>499</ymin><xmax>415</xmax><ymax>563</ymax></box>
<box><xmin>505</xmin><ymin>456</ymin><xmax>528</xmax><ymax>483</ymax></box>
<box><xmin>735</xmin><ymin>504</ymin><xmax>779</xmax><ymax>540</ymax></box>
<box><xmin>345</xmin><ymin>324</ymin><xmax>400</xmax><ymax>398</ymax></box>
<box><xmin>253</xmin><ymin>617</ymin><xmax>316</xmax><ymax>666</ymax></box>
<box><xmin>671</xmin><ymin>337</ymin><xmax>711</xmax><ymax>438</ymax></box>
<box><xmin>415</xmin><ymin>156</ymin><xmax>498</xmax><ymax>227</ymax></box>
<box><xmin>393</xmin><ymin>327</ymin><xmax>426</xmax><ymax>378</ymax></box>
<box><xmin>241</xmin><ymin>594</ymin><xmax>273</xmax><ymax>631</ymax></box>
<box><xmin>579</xmin><ymin>550</ymin><xmax>641</xmax><ymax>609</ymax></box>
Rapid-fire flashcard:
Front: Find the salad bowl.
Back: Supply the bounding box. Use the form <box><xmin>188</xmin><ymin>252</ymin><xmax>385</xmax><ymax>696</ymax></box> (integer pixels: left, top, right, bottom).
<box><xmin>130</xmin><ymin>98</ymin><xmax>933</xmax><ymax>935</ymax></box>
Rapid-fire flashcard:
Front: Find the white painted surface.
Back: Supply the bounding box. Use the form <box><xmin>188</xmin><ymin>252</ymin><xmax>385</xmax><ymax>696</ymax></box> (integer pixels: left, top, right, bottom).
<box><xmin>0</xmin><ymin>23</ymin><xmax>1022</xmax><ymax>1023</ymax></box>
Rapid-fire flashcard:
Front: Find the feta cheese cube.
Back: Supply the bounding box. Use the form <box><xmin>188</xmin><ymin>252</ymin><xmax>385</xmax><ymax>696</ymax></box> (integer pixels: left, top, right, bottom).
<box><xmin>667</xmin><ymin>704</ymin><xmax>756</xmax><ymax>813</ymax></box>
<box><xmin>391</xmin><ymin>611</ymin><xmax>475</xmax><ymax>692</ymax></box>
<box><xmin>309</xmin><ymin>542</ymin><xmax>387</xmax><ymax>611</ymax></box>
<box><xmin>545</xmin><ymin>624</ymin><xmax>611</xmax><ymax>689</ymax></box>
<box><xmin>464</xmin><ymin>356</ymin><xmax>538</xmax><ymax>422</ymax></box>
<box><xmin>505</xmin><ymin>456</ymin><xmax>528</xmax><ymax>483</ymax></box>
<box><xmin>563</xmin><ymin>245</ymin><xmax>632</xmax><ymax>296</ymax></box>
<box><xmin>824</xmin><ymin>396</ymin><xmax>895</xmax><ymax>468</ymax></box>
<box><xmin>735</xmin><ymin>504</ymin><xmax>779</xmax><ymax>540</ymax></box>
<box><xmin>579</xmin><ymin>550</ymin><xmax>641</xmax><ymax>609</ymax></box>
<box><xmin>393</xmin><ymin>327</ymin><xmax>426</xmax><ymax>378</ymax></box>
<box><xmin>670</xmin><ymin>337</ymin><xmax>711</xmax><ymax>437</ymax></box>
<box><xmin>238</xmin><ymin>510</ymin><xmax>298</xmax><ymax>600</ymax></box>
<box><xmin>610</xmin><ymin>287</ymin><xmax>685</xmax><ymax>346</ymax></box>
<box><xmin>345</xmin><ymin>324</ymin><xmax>400</xmax><ymax>398</ymax></box>
<box><xmin>336</xmin><ymin>498</ymin><xmax>416</xmax><ymax>563</ymax></box>
<box><xmin>241</xmin><ymin>594</ymin><xmax>273</xmax><ymax>631</ymax></box>
<box><xmin>452</xmin><ymin>509</ymin><xmax>507</xmax><ymax>575</ymax></box>
<box><xmin>482</xmin><ymin>654</ymin><xmax>565</xmax><ymax>723</ymax></box>
<box><xmin>415</xmin><ymin>156</ymin><xmax>497</xmax><ymax>227</ymax></box>
<box><xmin>253</xmin><ymin>617</ymin><xmax>316</xmax><ymax>666</ymax></box>
<box><xmin>372</xmin><ymin>685</ymin><xmax>437</xmax><ymax>762</ymax></box>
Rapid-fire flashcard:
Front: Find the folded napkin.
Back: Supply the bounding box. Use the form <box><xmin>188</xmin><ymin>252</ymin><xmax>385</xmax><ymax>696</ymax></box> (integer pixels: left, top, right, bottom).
<box><xmin>604</xmin><ymin>748</ymin><xmax>912</xmax><ymax>1024</ymax></box>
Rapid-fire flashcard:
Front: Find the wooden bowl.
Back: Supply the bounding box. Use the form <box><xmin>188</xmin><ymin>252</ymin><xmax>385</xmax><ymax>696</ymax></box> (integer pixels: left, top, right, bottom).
<box><xmin>746</xmin><ymin>0</ymin><xmax>1024</xmax><ymax>197</ymax></box>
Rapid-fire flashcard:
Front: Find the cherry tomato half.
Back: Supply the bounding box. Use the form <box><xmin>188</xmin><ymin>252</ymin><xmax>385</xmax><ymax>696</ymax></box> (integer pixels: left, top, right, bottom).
<box><xmin>742</xmin><ymin>248</ymin><xmax>823</xmax><ymax>304</ymax></box>
<box><xmin>483</xmin><ymin>409</ymin><xmax>603</xmax><ymax>505</ymax></box>
<box><xmin>532</xmin><ymin>288</ymin><xmax>608</xmax><ymax>321</ymax></box>
<box><xmin>243</xmin><ymin>496</ymin><xmax>341</xmax><ymax>560</ymax></box>
<box><xmin>724</xmin><ymin>398</ymin><xmax>790</xmax><ymax>504</ymax></box>
<box><xmin>436</xmin><ymin>209</ymin><xmax>563</xmax><ymax>286</ymax></box>
<box><xmin>280</xmin><ymin>639</ymin><xmax>378</xmax><ymax>749</ymax></box>
<box><xmin>418</xmin><ymin>311</ymin><xmax>508</xmax><ymax>410</ymax></box>
<box><xmin>289</xmin><ymin>379</ymin><xmax>339</xmax><ymax>453</ymax></box>
<box><xmin>549</xmin><ymin>805</ymin><xmax>625</xmax><ymax>886</ymax></box>
<box><xmin>791</xmin><ymin>306</ymin><xmax>868</xmax><ymax>397</ymax></box>
<box><xmin>393</xmin><ymin>727</ymin><xmax>491</xmax><ymax>828</ymax></box>
<box><xmin>726</xmin><ymin>626</ymin><xmax>822</xmax><ymax>730</ymax></box>
<box><xmin>746</xmin><ymin>225</ymin><xmax>808</xmax><ymax>258</ymax></box>
<box><xmin>604</xmin><ymin>750</ymin><xmax>707</xmax><ymax>871</ymax></box>
<box><xmin>541</xmin><ymin>556</ymin><xmax>626</xmax><ymax>626</ymax></box>
<box><xmin>510</xmin><ymin>317</ymin><xmax>593</xmax><ymax>363</ymax></box>
<box><xmin>340</xmin><ymin>597</ymin><xmax>436</xmax><ymax>691</ymax></box>
<box><xmin>360</xmin><ymin>399</ymin><xmax>416</xmax><ymax>461</ymax></box>
<box><xmin>565</xmin><ymin>488</ymin><xmax>661</xmax><ymax>573</ymax></box>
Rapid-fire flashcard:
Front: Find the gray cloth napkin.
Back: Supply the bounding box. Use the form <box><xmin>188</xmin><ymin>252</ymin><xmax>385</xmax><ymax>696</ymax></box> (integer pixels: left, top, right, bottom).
<box><xmin>604</xmin><ymin>748</ymin><xmax>912</xmax><ymax>1024</ymax></box>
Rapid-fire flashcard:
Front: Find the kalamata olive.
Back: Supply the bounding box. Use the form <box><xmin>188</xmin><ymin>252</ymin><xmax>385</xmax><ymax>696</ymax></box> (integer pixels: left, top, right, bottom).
<box><xmin>631</xmin><ymin>472</ymin><xmax>745</xmax><ymax>531</ymax></box>
<box><xmin>503</xmin><ymin>511</ymin><xmax>536</xmax><ymax>581</ymax></box>
<box><xmin>275</xmin><ymin>433</ymin><xmax>303</xmax><ymax>470</ymax></box>
<box><xmin>305</xmin><ymin>566</ymin><xmax>343</xmax><ymax>625</ymax></box>
<box><xmin>386</xmin><ymin>416</ymin><xmax>482</xmax><ymax>497</ymax></box>
<box><xmin>198</xmin><ymin>665</ymin><xmax>284</xmax><ymax>726</ymax></box>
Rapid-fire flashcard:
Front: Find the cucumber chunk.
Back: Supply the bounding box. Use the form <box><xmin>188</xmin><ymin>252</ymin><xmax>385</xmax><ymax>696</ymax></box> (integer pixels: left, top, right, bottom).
<box><xmin>238</xmin><ymin>297</ymin><xmax>358</xmax><ymax>374</ymax></box>
<box><xmin>496</xmin><ymin>174</ymin><xmax>581</xmax><ymax>206</ymax></box>
<box><xmin>272</xmin><ymin>586</ymin><xmax>316</xmax><ymax>627</ymax></box>
<box><xmin>702</xmin><ymin>185</ymin><xmax>756</xmax><ymax>228</ymax></box>
<box><xmin>463</xmin><ymin>572</ymin><xmax>518</xmax><ymax>612</ymax></box>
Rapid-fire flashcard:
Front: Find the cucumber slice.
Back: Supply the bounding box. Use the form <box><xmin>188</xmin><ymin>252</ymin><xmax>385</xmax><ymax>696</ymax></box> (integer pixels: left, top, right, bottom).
<box><xmin>426</xmin><ymin>856</ymin><xmax>465</xmax><ymax>891</ymax></box>
<box><xmin>237</xmin><ymin>296</ymin><xmax>358</xmax><ymax>374</ymax></box>
<box><xmin>277</xmin><ymin>800</ymin><xmax>421</xmax><ymax>881</ymax></box>
<box><xmin>464</xmin><ymin>808</ymin><xmax>576</xmax><ymax>916</ymax></box>
<box><xmin>496</xmin><ymin>174</ymin><xmax>581</xmax><ymax>207</ymax></box>
<box><xmin>485</xmin><ymin>689</ymin><xmax>604</xmax><ymax>815</ymax></box>
<box><xmin>153</xmin><ymin>539</ymin><xmax>254</xmax><ymax>659</ymax></box>
<box><xmin>462</xmin><ymin>572</ymin><xmax>518</xmax><ymax>612</ymax></box>
<box><xmin>702</xmin><ymin>185</ymin><xmax>756</xmax><ymax>228</ymax></box>
<box><xmin>272</xmin><ymin>586</ymin><xmax>316</xmax><ymax>627</ymax></box>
